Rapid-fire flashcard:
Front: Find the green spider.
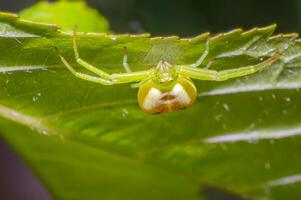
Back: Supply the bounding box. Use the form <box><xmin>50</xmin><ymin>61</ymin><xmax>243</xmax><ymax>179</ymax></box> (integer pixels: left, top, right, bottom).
<box><xmin>56</xmin><ymin>31</ymin><xmax>279</xmax><ymax>114</ymax></box>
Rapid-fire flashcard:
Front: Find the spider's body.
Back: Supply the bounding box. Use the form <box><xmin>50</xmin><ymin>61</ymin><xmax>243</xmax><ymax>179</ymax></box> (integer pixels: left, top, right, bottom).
<box><xmin>56</xmin><ymin>31</ymin><xmax>279</xmax><ymax>114</ymax></box>
<box><xmin>138</xmin><ymin>61</ymin><xmax>197</xmax><ymax>113</ymax></box>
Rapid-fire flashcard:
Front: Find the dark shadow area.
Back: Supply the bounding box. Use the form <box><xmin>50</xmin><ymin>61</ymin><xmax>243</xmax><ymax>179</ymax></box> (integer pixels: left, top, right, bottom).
<box><xmin>204</xmin><ymin>185</ymin><xmax>249</xmax><ymax>200</ymax></box>
<box><xmin>0</xmin><ymin>0</ymin><xmax>35</xmax><ymax>12</ymax></box>
<box><xmin>0</xmin><ymin>138</ymin><xmax>52</xmax><ymax>200</ymax></box>
<box><xmin>0</xmin><ymin>0</ymin><xmax>300</xmax><ymax>36</ymax></box>
<box><xmin>90</xmin><ymin>0</ymin><xmax>301</xmax><ymax>36</ymax></box>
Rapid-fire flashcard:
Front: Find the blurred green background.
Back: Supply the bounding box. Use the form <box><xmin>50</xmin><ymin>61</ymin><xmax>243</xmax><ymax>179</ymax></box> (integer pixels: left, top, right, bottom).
<box><xmin>1</xmin><ymin>0</ymin><xmax>301</xmax><ymax>36</ymax></box>
<box><xmin>0</xmin><ymin>0</ymin><xmax>300</xmax><ymax>200</ymax></box>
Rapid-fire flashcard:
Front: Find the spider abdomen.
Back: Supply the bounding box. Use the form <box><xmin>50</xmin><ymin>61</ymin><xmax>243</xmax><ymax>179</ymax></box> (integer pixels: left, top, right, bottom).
<box><xmin>137</xmin><ymin>77</ymin><xmax>197</xmax><ymax>114</ymax></box>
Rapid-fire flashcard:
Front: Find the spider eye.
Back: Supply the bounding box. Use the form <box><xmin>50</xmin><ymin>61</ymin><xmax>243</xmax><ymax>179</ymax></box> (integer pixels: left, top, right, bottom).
<box><xmin>153</xmin><ymin>71</ymin><xmax>178</xmax><ymax>86</ymax></box>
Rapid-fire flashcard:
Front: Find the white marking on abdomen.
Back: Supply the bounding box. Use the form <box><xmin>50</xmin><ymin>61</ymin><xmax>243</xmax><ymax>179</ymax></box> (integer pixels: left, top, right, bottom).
<box><xmin>142</xmin><ymin>83</ymin><xmax>191</xmax><ymax>111</ymax></box>
<box><xmin>143</xmin><ymin>88</ymin><xmax>162</xmax><ymax>110</ymax></box>
<box><xmin>170</xmin><ymin>84</ymin><xmax>191</xmax><ymax>105</ymax></box>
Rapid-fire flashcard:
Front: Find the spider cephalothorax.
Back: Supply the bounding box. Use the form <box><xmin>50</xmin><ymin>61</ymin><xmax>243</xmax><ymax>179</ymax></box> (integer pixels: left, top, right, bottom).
<box><xmin>151</xmin><ymin>61</ymin><xmax>178</xmax><ymax>86</ymax></box>
<box><xmin>56</xmin><ymin>30</ymin><xmax>279</xmax><ymax>114</ymax></box>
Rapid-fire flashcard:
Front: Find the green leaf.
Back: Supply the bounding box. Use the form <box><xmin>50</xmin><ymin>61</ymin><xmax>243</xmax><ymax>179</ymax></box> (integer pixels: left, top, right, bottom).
<box><xmin>0</xmin><ymin>12</ymin><xmax>301</xmax><ymax>200</ymax></box>
<box><xmin>19</xmin><ymin>1</ymin><xmax>110</xmax><ymax>32</ymax></box>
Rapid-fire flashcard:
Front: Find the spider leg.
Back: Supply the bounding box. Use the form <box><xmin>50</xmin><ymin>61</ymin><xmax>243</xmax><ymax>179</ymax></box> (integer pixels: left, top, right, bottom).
<box><xmin>177</xmin><ymin>53</ymin><xmax>279</xmax><ymax>81</ymax></box>
<box><xmin>130</xmin><ymin>78</ymin><xmax>151</xmax><ymax>88</ymax></box>
<box><xmin>57</xmin><ymin>48</ymin><xmax>150</xmax><ymax>85</ymax></box>
<box><xmin>56</xmin><ymin>29</ymin><xmax>151</xmax><ymax>85</ymax></box>
<box><xmin>111</xmin><ymin>70</ymin><xmax>150</xmax><ymax>84</ymax></box>
<box><xmin>72</xmin><ymin>28</ymin><xmax>111</xmax><ymax>79</ymax></box>
<box><xmin>182</xmin><ymin>39</ymin><xmax>209</xmax><ymax>68</ymax></box>
<box><xmin>123</xmin><ymin>47</ymin><xmax>132</xmax><ymax>72</ymax></box>
<box><xmin>72</xmin><ymin>29</ymin><xmax>149</xmax><ymax>84</ymax></box>
<box><xmin>57</xmin><ymin>49</ymin><xmax>113</xmax><ymax>85</ymax></box>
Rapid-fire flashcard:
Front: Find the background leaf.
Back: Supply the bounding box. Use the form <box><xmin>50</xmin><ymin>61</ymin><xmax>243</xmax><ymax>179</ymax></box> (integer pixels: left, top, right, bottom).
<box><xmin>19</xmin><ymin>1</ymin><xmax>109</xmax><ymax>32</ymax></box>
<box><xmin>0</xmin><ymin>12</ymin><xmax>301</xmax><ymax>200</ymax></box>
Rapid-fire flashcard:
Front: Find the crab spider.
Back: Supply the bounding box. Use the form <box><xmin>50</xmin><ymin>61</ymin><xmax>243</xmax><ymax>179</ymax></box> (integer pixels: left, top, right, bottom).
<box><xmin>56</xmin><ymin>31</ymin><xmax>279</xmax><ymax>114</ymax></box>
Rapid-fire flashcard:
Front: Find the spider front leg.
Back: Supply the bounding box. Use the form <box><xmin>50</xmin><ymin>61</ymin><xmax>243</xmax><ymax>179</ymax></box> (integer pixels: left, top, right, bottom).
<box><xmin>72</xmin><ymin>29</ymin><xmax>112</xmax><ymax>80</ymax></box>
<box><xmin>56</xmin><ymin>47</ymin><xmax>113</xmax><ymax>85</ymax></box>
<box><xmin>71</xmin><ymin>30</ymin><xmax>149</xmax><ymax>83</ymax></box>
<box><xmin>56</xmin><ymin>29</ymin><xmax>150</xmax><ymax>85</ymax></box>
<box><xmin>57</xmin><ymin>47</ymin><xmax>150</xmax><ymax>85</ymax></box>
<box><xmin>123</xmin><ymin>47</ymin><xmax>132</xmax><ymax>72</ymax></box>
<box><xmin>181</xmin><ymin>39</ymin><xmax>210</xmax><ymax>68</ymax></box>
<box><xmin>177</xmin><ymin>53</ymin><xmax>279</xmax><ymax>81</ymax></box>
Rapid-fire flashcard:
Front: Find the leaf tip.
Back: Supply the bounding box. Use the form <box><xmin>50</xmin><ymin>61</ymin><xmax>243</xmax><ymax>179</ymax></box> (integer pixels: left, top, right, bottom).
<box><xmin>187</xmin><ymin>32</ymin><xmax>210</xmax><ymax>43</ymax></box>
